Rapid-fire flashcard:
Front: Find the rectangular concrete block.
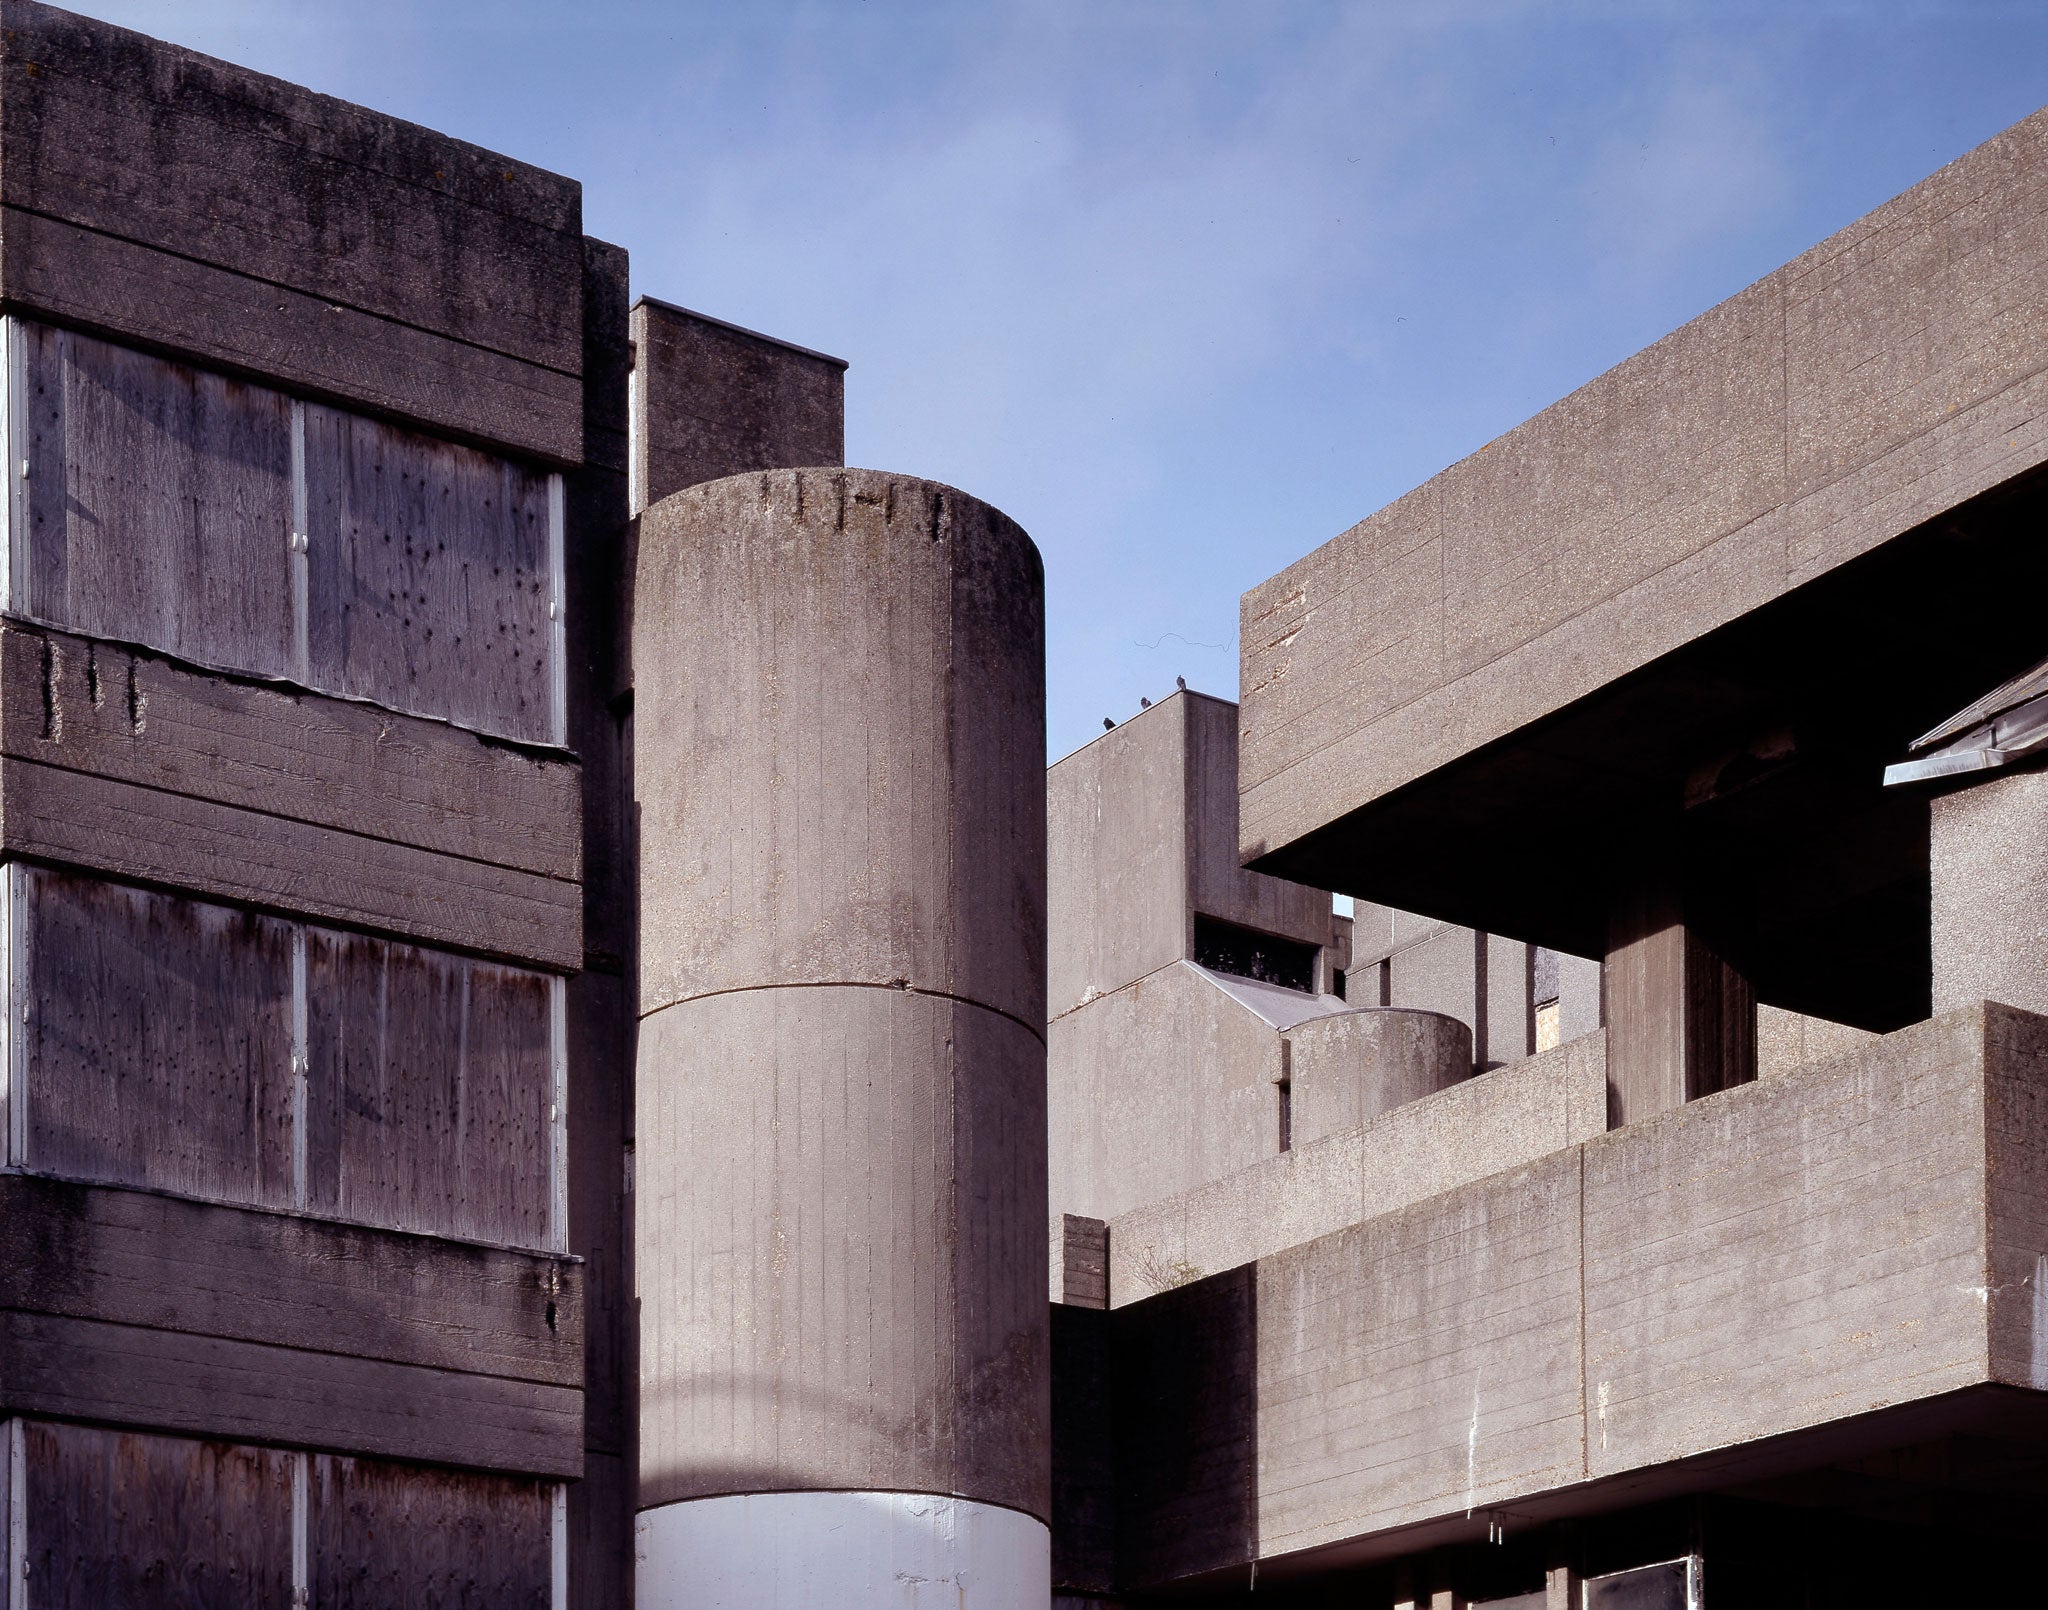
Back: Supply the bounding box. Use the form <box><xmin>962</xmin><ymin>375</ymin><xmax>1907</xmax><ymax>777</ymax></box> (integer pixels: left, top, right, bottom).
<box><xmin>629</xmin><ymin>298</ymin><xmax>845</xmax><ymax>511</ymax></box>
<box><xmin>1239</xmin><ymin>107</ymin><xmax>2048</xmax><ymax>870</ymax></box>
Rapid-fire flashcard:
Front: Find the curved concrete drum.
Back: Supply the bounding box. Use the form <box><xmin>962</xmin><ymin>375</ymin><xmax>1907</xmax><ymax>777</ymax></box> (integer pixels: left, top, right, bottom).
<box><xmin>1286</xmin><ymin>1007</ymin><xmax>1472</xmax><ymax>1148</ymax></box>
<box><xmin>633</xmin><ymin>468</ymin><xmax>1050</xmax><ymax>1609</ymax></box>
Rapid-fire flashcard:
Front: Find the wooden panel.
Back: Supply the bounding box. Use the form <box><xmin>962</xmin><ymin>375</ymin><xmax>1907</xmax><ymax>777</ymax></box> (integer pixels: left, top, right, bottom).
<box><xmin>0</xmin><ymin>1311</ymin><xmax>583</xmax><ymax>1475</ymax></box>
<box><xmin>0</xmin><ymin>207</ymin><xmax>582</xmax><ymax>463</ymax></box>
<box><xmin>0</xmin><ymin>1175</ymin><xmax>581</xmax><ymax>1385</ymax></box>
<box><xmin>0</xmin><ymin>756</ymin><xmax>582</xmax><ymax>969</ymax></box>
<box><xmin>305</xmin><ymin>404</ymin><xmax>556</xmax><ymax>745</ymax></box>
<box><xmin>19</xmin><ymin>864</ymin><xmax>295</xmax><ymax>1207</ymax></box>
<box><xmin>20</xmin><ymin>1421</ymin><xmax>291</xmax><ymax>1608</ymax></box>
<box><xmin>0</xmin><ymin>624</ymin><xmax>580</xmax><ymax>882</ymax></box>
<box><xmin>311</xmin><ymin>1453</ymin><xmax>553</xmax><ymax>1610</ymax></box>
<box><xmin>17</xmin><ymin>321</ymin><xmax>294</xmax><ymax>677</ymax></box>
<box><xmin>307</xmin><ymin>928</ymin><xmax>553</xmax><ymax>1247</ymax></box>
<box><xmin>0</xmin><ymin>4</ymin><xmax>583</xmax><ymax>371</ymax></box>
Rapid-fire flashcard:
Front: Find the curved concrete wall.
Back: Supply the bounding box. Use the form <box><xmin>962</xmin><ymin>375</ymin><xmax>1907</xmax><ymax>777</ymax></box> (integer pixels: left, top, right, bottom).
<box><xmin>1287</xmin><ymin>1007</ymin><xmax>1472</xmax><ymax>1148</ymax></box>
<box><xmin>632</xmin><ymin>468</ymin><xmax>1050</xmax><ymax>1599</ymax></box>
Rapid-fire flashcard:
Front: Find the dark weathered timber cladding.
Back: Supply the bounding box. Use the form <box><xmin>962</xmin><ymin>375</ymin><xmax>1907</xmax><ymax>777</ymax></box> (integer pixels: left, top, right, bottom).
<box><xmin>312</xmin><ymin>1454</ymin><xmax>553</xmax><ymax>1610</ymax></box>
<box><xmin>0</xmin><ymin>0</ymin><xmax>585</xmax><ymax>459</ymax></box>
<box><xmin>0</xmin><ymin>625</ymin><xmax>581</xmax><ymax>883</ymax></box>
<box><xmin>304</xmin><ymin>403</ymin><xmax>556</xmax><ymax>745</ymax></box>
<box><xmin>22</xmin><ymin>866</ymin><xmax>297</xmax><ymax>1207</ymax></box>
<box><xmin>20</xmin><ymin>322</ymin><xmax>296</xmax><ymax>677</ymax></box>
<box><xmin>306</xmin><ymin>927</ymin><xmax>553</xmax><ymax>1247</ymax></box>
<box><xmin>22</xmin><ymin>1421</ymin><xmax>294</xmax><ymax>1609</ymax></box>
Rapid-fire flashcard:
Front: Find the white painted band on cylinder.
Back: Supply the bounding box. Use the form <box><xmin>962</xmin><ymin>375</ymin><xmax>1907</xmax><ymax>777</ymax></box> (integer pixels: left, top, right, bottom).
<box><xmin>635</xmin><ymin>1490</ymin><xmax>1050</xmax><ymax>1609</ymax></box>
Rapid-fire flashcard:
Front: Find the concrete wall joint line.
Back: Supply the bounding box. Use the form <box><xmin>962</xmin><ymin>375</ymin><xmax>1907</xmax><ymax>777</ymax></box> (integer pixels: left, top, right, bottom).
<box><xmin>642</xmin><ymin>978</ymin><xmax>1047</xmax><ymax>1047</ymax></box>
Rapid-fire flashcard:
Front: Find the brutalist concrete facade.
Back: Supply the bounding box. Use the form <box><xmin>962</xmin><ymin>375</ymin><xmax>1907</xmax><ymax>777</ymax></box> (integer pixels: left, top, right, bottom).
<box><xmin>5</xmin><ymin>3</ymin><xmax>2048</xmax><ymax>1605</ymax></box>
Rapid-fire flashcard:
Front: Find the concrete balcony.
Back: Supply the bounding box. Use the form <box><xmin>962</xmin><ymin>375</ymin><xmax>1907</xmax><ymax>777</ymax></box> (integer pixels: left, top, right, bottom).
<box><xmin>1070</xmin><ymin>1001</ymin><xmax>2048</xmax><ymax>1591</ymax></box>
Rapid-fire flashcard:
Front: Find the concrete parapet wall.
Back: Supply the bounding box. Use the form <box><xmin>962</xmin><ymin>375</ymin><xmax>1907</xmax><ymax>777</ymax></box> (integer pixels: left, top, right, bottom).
<box><xmin>1107</xmin><ymin>1029</ymin><xmax>1604</xmax><ymax>1307</ymax></box>
<box><xmin>1107</xmin><ymin>1002</ymin><xmax>2048</xmax><ymax>1585</ymax></box>
<box><xmin>0</xmin><ymin>0</ymin><xmax>586</xmax><ymax>461</ymax></box>
<box><xmin>1241</xmin><ymin>105</ymin><xmax>2048</xmax><ymax>866</ymax></box>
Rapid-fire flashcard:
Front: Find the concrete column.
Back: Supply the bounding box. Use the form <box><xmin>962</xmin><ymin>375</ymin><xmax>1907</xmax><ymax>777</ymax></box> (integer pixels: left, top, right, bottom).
<box><xmin>1604</xmin><ymin>846</ymin><xmax>1754</xmax><ymax>1127</ymax></box>
<box><xmin>1931</xmin><ymin>766</ymin><xmax>2048</xmax><ymax>1015</ymax></box>
<box><xmin>1284</xmin><ymin>1007</ymin><xmax>1472</xmax><ymax>1146</ymax></box>
<box><xmin>632</xmin><ymin>468</ymin><xmax>1050</xmax><ymax>1608</ymax></box>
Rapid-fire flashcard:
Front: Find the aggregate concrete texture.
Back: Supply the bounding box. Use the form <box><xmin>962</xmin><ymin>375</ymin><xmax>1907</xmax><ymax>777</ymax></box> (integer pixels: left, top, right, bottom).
<box><xmin>1241</xmin><ymin>104</ymin><xmax>2048</xmax><ymax>919</ymax></box>
<box><xmin>1106</xmin><ymin>1029</ymin><xmax>1604</xmax><ymax>1308</ymax></box>
<box><xmin>1049</xmin><ymin>690</ymin><xmax>1332</xmax><ymax>1022</ymax></box>
<box><xmin>633</xmin><ymin>468</ymin><xmax>1046</xmax><ymax>1033</ymax></box>
<box><xmin>1931</xmin><ymin>766</ymin><xmax>2048</xmax><ymax>1017</ymax></box>
<box><xmin>629</xmin><ymin>298</ymin><xmax>845</xmax><ymax>512</ymax></box>
<box><xmin>0</xmin><ymin>1</ymin><xmax>586</xmax><ymax>460</ymax></box>
<box><xmin>1108</xmin><ymin>1002</ymin><xmax>2048</xmax><ymax>1585</ymax></box>
<box><xmin>1047</xmin><ymin>960</ymin><xmax>1285</xmax><ymax>1227</ymax></box>
<box><xmin>1286</xmin><ymin>1006</ymin><xmax>1472</xmax><ymax>1145</ymax></box>
<box><xmin>632</xmin><ymin>466</ymin><xmax>1050</xmax><ymax>1522</ymax></box>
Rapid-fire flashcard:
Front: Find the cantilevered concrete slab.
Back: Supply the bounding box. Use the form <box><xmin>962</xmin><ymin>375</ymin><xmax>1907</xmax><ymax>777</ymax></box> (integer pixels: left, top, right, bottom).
<box><xmin>1240</xmin><ymin>107</ymin><xmax>2048</xmax><ymax>1029</ymax></box>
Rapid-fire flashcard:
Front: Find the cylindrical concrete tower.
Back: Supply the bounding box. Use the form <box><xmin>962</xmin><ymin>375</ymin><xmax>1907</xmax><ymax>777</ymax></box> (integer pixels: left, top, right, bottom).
<box><xmin>632</xmin><ymin>468</ymin><xmax>1050</xmax><ymax>1607</ymax></box>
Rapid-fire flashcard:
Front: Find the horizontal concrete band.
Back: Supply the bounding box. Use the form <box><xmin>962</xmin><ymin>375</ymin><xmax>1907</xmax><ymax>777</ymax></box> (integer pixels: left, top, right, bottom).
<box><xmin>1239</xmin><ymin>104</ymin><xmax>2048</xmax><ymax>860</ymax></box>
<box><xmin>0</xmin><ymin>1174</ymin><xmax>584</xmax><ymax>1475</ymax></box>
<box><xmin>1103</xmin><ymin>1001</ymin><xmax>2048</xmax><ymax>1587</ymax></box>
<box><xmin>635</xmin><ymin>1491</ymin><xmax>1051</xmax><ymax>1610</ymax></box>
<box><xmin>0</xmin><ymin>622</ymin><xmax>584</xmax><ymax>968</ymax></box>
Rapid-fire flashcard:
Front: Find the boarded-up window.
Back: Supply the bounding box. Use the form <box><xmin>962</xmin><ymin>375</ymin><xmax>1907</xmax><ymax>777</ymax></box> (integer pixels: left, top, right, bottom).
<box><xmin>305</xmin><ymin>928</ymin><xmax>554</xmax><ymax>1246</ymax></box>
<box><xmin>303</xmin><ymin>403</ymin><xmax>555</xmax><ymax>743</ymax></box>
<box><xmin>6</xmin><ymin>320</ymin><xmax>561</xmax><ymax>745</ymax></box>
<box><xmin>311</xmin><ymin>1453</ymin><xmax>553</xmax><ymax>1609</ymax></box>
<box><xmin>19</xmin><ymin>1422</ymin><xmax>295</xmax><ymax>1609</ymax></box>
<box><xmin>17</xmin><ymin>866</ymin><xmax>296</xmax><ymax>1208</ymax></box>
<box><xmin>15</xmin><ymin>323</ymin><xmax>296</xmax><ymax>676</ymax></box>
<box><xmin>7</xmin><ymin>866</ymin><xmax>557</xmax><ymax>1247</ymax></box>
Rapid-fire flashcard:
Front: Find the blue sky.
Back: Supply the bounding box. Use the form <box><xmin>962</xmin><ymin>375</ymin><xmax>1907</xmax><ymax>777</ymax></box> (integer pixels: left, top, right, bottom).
<box><xmin>84</xmin><ymin>2</ymin><xmax>2048</xmax><ymax>760</ymax></box>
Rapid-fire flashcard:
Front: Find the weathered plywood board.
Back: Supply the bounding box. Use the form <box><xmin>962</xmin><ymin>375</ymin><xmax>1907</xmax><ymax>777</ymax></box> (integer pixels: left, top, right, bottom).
<box><xmin>19</xmin><ymin>865</ymin><xmax>296</xmax><ymax>1207</ymax></box>
<box><xmin>17</xmin><ymin>322</ymin><xmax>295</xmax><ymax>677</ymax></box>
<box><xmin>0</xmin><ymin>1174</ymin><xmax>581</xmax><ymax>1385</ymax></box>
<box><xmin>0</xmin><ymin>624</ymin><xmax>580</xmax><ymax>881</ymax></box>
<box><xmin>311</xmin><ymin>1453</ymin><xmax>553</xmax><ymax>1610</ymax></box>
<box><xmin>306</xmin><ymin>928</ymin><xmax>554</xmax><ymax>1248</ymax></box>
<box><xmin>19</xmin><ymin>1421</ymin><xmax>293</xmax><ymax>1609</ymax></box>
<box><xmin>304</xmin><ymin>403</ymin><xmax>556</xmax><ymax>746</ymax></box>
<box><xmin>0</xmin><ymin>1310</ymin><xmax>583</xmax><ymax>1475</ymax></box>
<box><xmin>0</xmin><ymin>757</ymin><xmax>581</xmax><ymax>968</ymax></box>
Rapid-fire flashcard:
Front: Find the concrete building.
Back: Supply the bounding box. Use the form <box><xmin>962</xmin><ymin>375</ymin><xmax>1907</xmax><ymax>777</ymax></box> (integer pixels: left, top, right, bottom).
<box><xmin>1044</xmin><ymin>97</ymin><xmax>2048</xmax><ymax>1610</ymax></box>
<box><xmin>1</xmin><ymin>4</ymin><xmax>2045</xmax><ymax>1606</ymax></box>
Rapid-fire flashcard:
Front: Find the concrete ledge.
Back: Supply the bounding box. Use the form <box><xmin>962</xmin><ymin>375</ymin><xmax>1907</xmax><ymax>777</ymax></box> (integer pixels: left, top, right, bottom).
<box><xmin>0</xmin><ymin>1174</ymin><xmax>584</xmax><ymax>1475</ymax></box>
<box><xmin>1106</xmin><ymin>1030</ymin><xmax>1606</xmax><ymax>1307</ymax></box>
<box><xmin>1240</xmin><ymin>105</ymin><xmax>2048</xmax><ymax>871</ymax></box>
<box><xmin>1106</xmin><ymin>1002</ymin><xmax>2048</xmax><ymax>1586</ymax></box>
<box><xmin>0</xmin><ymin>624</ymin><xmax>583</xmax><ymax>967</ymax></box>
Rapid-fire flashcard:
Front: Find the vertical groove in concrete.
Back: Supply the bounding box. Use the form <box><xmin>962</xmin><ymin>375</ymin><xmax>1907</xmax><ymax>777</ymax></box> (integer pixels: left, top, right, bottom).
<box><xmin>632</xmin><ymin>467</ymin><xmax>1049</xmax><ymax>1523</ymax></box>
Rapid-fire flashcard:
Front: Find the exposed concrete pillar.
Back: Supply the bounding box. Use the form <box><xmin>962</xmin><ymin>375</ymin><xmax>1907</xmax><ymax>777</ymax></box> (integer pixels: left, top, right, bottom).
<box><xmin>632</xmin><ymin>468</ymin><xmax>1050</xmax><ymax>1607</ymax></box>
<box><xmin>1604</xmin><ymin>843</ymin><xmax>1754</xmax><ymax>1127</ymax></box>
<box><xmin>1931</xmin><ymin>767</ymin><xmax>2048</xmax><ymax>1015</ymax></box>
